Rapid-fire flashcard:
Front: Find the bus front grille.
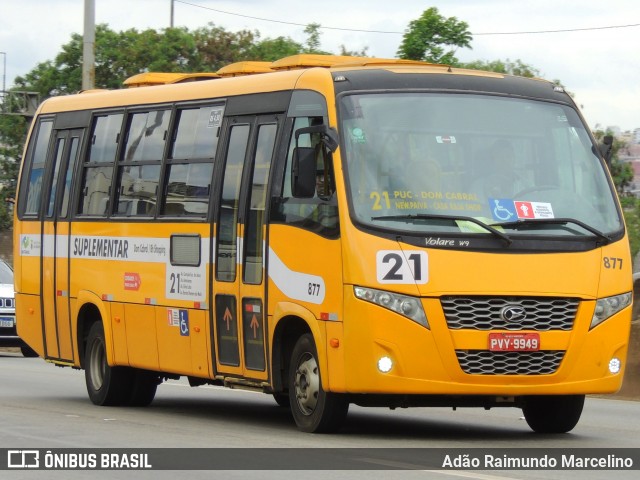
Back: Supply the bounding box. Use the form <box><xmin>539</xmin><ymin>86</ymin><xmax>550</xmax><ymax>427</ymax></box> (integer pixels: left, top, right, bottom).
<box><xmin>441</xmin><ymin>296</ymin><xmax>578</xmax><ymax>331</ymax></box>
<box><xmin>456</xmin><ymin>350</ymin><xmax>565</xmax><ymax>375</ymax></box>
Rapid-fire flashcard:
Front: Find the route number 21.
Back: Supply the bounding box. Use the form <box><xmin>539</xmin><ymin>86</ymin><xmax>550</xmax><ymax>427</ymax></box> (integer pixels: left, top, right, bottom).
<box><xmin>376</xmin><ymin>250</ymin><xmax>428</xmax><ymax>284</ymax></box>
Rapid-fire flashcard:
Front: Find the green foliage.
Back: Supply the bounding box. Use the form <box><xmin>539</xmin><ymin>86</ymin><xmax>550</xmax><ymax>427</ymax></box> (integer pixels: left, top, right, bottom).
<box><xmin>249</xmin><ymin>36</ymin><xmax>303</xmax><ymax>62</ymax></box>
<box><xmin>0</xmin><ymin>114</ymin><xmax>27</xmax><ymax>227</ymax></box>
<box><xmin>303</xmin><ymin>23</ymin><xmax>325</xmax><ymax>54</ymax></box>
<box><xmin>192</xmin><ymin>24</ymin><xmax>258</xmax><ymax>70</ymax></box>
<box><xmin>593</xmin><ymin>128</ymin><xmax>633</xmax><ymax>194</ymax></box>
<box><xmin>397</xmin><ymin>7</ymin><xmax>472</xmax><ymax>64</ymax></box>
<box><xmin>461</xmin><ymin>58</ymin><xmax>540</xmax><ymax>78</ymax></box>
<box><xmin>339</xmin><ymin>45</ymin><xmax>369</xmax><ymax>57</ymax></box>
<box><xmin>11</xmin><ymin>22</ymin><xmax>334</xmax><ymax>96</ymax></box>
<box><xmin>596</xmin><ymin>132</ymin><xmax>637</xmax><ymax>259</ymax></box>
<box><xmin>611</xmin><ymin>161</ymin><xmax>634</xmax><ymax>194</ymax></box>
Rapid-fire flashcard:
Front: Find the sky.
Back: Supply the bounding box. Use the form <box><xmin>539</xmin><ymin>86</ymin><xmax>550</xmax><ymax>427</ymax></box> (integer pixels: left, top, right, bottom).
<box><xmin>1</xmin><ymin>0</ymin><xmax>639</xmax><ymax>132</ymax></box>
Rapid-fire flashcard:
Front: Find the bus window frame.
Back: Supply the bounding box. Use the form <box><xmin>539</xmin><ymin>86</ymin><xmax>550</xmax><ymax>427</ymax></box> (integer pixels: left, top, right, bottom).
<box><xmin>17</xmin><ymin>117</ymin><xmax>55</xmax><ymax>220</ymax></box>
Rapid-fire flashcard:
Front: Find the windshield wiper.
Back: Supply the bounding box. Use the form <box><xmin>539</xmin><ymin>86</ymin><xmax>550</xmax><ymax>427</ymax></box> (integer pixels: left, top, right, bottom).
<box><xmin>490</xmin><ymin>218</ymin><xmax>612</xmax><ymax>244</ymax></box>
<box><xmin>371</xmin><ymin>213</ymin><xmax>512</xmax><ymax>245</ymax></box>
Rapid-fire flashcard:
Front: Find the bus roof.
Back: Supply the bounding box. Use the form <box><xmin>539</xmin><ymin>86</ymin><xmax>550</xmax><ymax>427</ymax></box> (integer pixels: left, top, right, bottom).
<box><xmin>35</xmin><ymin>54</ymin><xmax>567</xmax><ymax>115</ymax></box>
<box><xmin>123</xmin><ymin>72</ymin><xmax>220</xmax><ymax>87</ymax></box>
<box><xmin>216</xmin><ymin>61</ymin><xmax>274</xmax><ymax>77</ymax></box>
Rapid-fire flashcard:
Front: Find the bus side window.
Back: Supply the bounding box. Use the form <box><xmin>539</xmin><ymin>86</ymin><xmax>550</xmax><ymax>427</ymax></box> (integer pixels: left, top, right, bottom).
<box><xmin>216</xmin><ymin>123</ymin><xmax>250</xmax><ymax>281</ymax></box>
<box><xmin>273</xmin><ymin>118</ymin><xmax>339</xmax><ymax>238</ymax></box>
<box><xmin>243</xmin><ymin>122</ymin><xmax>278</xmax><ymax>285</ymax></box>
<box><xmin>114</xmin><ymin>110</ymin><xmax>169</xmax><ymax>217</ymax></box>
<box><xmin>18</xmin><ymin>119</ymin><xmax>53</xmax><ymax>217</ymax></box>
<box><xmin>78</xmin><ymin>113</ymin><xmax>123</xmax><ymax>216</ymax></box>
<box><xmin>162</xmin><ymin>105</ymin><xmax>224</xmax><ymax>217</ymax></box>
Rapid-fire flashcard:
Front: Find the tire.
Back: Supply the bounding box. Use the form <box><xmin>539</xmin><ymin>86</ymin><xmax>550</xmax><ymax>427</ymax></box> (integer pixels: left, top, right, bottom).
<box><xmin>288</xmin><ymin>333</ymin><xmax>348</xmax><ymax>433</ymax></box>
<box><xmin>522</xmin><ymin>395</ymin><xmax>585</xmax><ymax>433</ymax></box>
<box><xmin>128</xmin><ymin>369</ymin><xmax>159</xmax><ymax>407</ymax></box>
<box><xmin>84</xmin><ymin>322</ymin><xmax>133</xmax><ymax>406</ymax></box>
<box><xmin>272</xmin><ymin>393</ymin><xmax>290</xmax><ymax>408</ymax></box>
<box><xmin>20</xmin><ymin>345</ymin><xmax>38</xmax><ymax>358</ymax></box>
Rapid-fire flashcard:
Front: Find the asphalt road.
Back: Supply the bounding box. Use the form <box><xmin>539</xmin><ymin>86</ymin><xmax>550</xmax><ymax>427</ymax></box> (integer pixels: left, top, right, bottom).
<box><xmin>1</xmin><ymin>351</ymin><xmax>639</xmax><ymax>480</ymax></box>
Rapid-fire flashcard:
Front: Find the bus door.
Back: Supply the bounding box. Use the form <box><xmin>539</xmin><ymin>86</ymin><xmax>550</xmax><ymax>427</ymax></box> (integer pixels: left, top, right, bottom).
<box><xmin>213</xmin><ymin>115</ymin><xmax>281</xmax><ymax>380</ymax></box>
<box><xmin>40</xmin><ymin>128</ymin><xmax>83</xmax><ymax>362</ymax></box>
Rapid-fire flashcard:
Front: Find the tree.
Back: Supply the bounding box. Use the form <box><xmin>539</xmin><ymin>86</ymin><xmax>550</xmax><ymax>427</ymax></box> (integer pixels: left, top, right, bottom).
<box><xmin>303</xmin><ymin>23</ymin><xmax>329</xmax><ymax>54</ymax></box>
<box><xmin>0</xmin><ymin>114</ymin><xmax>27</xmax><ymax>229</ymax></box>
<box><xmin>461</xmin><ymin>58</ymin><xmax>540</xmax><ymax>78</ymax></box>
<box><xmin>397</xmin><ymin>7</ymin><xmax>472</xmax><ymax>64</ymax></box>
<box><xmin>192</xmin><ymin>23</ymin><xmax>258</xmax><ymax>70</ymax></box>
<box><xmin>14</xmin><ymin>25</ymin><xmax>205</xmax><ymax>94</ymax></box>
<box><xmin>339</xmin><ymin>45</ymin><xmax>369</xmax><ymax>57</ymax></box>
<box><xmin>249</xmin><ymin>36</ymin><xmax>303</xmax><ymax>61</ymax></box>
<box><xmin>593</xmin><ymin>129</ymin><xmax>633</xmax><ymax>194</ymax></box>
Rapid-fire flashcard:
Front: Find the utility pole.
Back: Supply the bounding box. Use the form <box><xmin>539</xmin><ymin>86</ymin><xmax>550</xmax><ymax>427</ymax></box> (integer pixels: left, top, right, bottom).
<box><xmin>170</xmin><ymin>0</ymin><xmax>174</xmax><ymax>28</ymax></box>
<box><xmin>0</xmin><ymin>52</ymin><xmax>6</xmax><ymax>104</ymax></box>
<box><xmin>82</xmin><ymin>0</ymin><xmax>95</xmax><ymax>90</ymax></box>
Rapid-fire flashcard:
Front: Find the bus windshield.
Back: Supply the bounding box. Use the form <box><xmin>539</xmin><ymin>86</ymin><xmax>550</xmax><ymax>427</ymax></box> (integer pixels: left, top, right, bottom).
<box><xmin>340</xmin><ymin>92</ymin><xmax>622</xmax><ymax>239</ymax></box>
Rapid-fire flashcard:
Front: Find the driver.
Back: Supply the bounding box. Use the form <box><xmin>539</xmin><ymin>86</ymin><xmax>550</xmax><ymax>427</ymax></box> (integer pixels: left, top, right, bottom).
<box><xmin>471</xmin><ymin>139</ymin><xmax>529</xmax><ymax>199</ymax></box>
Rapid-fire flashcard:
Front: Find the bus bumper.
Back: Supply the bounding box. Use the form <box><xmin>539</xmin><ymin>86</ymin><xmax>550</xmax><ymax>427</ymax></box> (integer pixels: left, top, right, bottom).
<box><xmin>334</xmin><ymin>292</ymin><xmax>630</xmax><ymax>397</ymax></box>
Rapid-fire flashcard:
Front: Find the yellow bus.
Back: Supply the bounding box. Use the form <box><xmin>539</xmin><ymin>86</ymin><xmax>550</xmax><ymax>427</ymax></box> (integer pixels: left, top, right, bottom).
<box><xmin>14</xmin><ymin>54</ymin><xmax>632</xmax><ymax>433</ymax></box>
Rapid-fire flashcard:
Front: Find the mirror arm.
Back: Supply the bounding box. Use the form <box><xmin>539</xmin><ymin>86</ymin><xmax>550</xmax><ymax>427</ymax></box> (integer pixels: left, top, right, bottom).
<box><xmin>294</xmin><ymin>125</ymin><xmax>339</xmax><ymax>152</ymax></box>
<box><xmin>599</xmin><ymin>135</ymin><xmax>614</xmax><ymax>167</ymax></box>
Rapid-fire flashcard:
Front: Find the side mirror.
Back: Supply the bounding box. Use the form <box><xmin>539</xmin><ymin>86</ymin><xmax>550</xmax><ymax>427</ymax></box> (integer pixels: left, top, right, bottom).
<box><xmin>599</xmin><ymin>135</ymin><xmax>614</xmax><ymax>167</ymax></box>
<box><xmin>294</xmin><ymin>125</ymin><xmax>339</xmax><ymax>153</ymax></box>
<box><xmin>292</xmin><ymin>147</ymin><xmax>316</xmax><ymax>198</ymax></box>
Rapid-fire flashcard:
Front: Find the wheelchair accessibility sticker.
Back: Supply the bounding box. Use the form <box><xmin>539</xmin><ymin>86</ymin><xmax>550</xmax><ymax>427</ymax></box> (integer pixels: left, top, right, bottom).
<box><xmin>489</xmin><ymin>198</ymin><xmax>555</xmax><ymax>222</ymax></box>
<box><xmin>167</xmin><ymin>308</ymin><xmax>190</xmax><ymax>336</ymax></box>
<box><xmin>490</xmin><ymin>199</ymin><xmax>517</xmax><ymax>222</ymax></box>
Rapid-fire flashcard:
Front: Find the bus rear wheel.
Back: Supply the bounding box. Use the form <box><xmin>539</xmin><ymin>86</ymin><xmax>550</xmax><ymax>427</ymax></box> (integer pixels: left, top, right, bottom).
<box><xmin>85</xmin><ymin>322</ymin><xmax>132</xmax><ymax>406</ymax></box>
<box><xmin>128</xmin><ymin>369</ymin><xmax>160</xmax><ymax>407</ymax></box>
<box><xmin>522</xmin><ymin>395</ymin><xmax>585</xmax><ymax>433</ymax></box>
<box><xmin>288</xmin><ymin>333</ymin><xmax>348</xmax><ymax>433</ymax></box>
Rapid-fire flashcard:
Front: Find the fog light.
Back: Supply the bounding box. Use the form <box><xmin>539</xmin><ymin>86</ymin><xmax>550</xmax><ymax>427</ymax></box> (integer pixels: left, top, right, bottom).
<box><xmin>377</xmin><ymin>356</ymin><xmax>393</xmax><ymax>373</ymax></box>
<box><xmin>608</xmin><ymin>358</ymin><xmax>621</xmax><ymax>374</ymax></box>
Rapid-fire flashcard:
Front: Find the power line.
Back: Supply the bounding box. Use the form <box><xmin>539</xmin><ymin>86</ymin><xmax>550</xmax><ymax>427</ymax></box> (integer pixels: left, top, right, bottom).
<box><xmin>474</xmin><ymin>23</ymin><xmax>640</xmax><ymax>35</ymax></box>
<box><xmin>174</xmin><ymin>0</ymin><xmax>399</xmax><ymax>33</ymax></box>
<box><xmin>175</xmin><ymin>0</ymin><xmax>640</xmax><ymax>36</ymax></box>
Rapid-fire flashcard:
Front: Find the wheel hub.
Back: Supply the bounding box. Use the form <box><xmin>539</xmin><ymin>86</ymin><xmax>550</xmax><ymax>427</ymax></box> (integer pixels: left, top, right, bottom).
<box><xmin>294</xmin><ymin>353</ymin><xmax>320</xmax><ymax>415</ymax></box>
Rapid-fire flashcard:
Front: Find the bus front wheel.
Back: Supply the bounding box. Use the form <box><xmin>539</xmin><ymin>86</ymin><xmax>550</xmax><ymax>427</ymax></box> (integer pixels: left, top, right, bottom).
<box><xmin>288</xmin><ymin>333</ymin><xmax>348</xmax><ymax>433</ymax></box>
<box><xmin>522</xmin><ymin>394</ymin><xmax>585</xmax><ymax>433</ymax></box>
<box><xmin>84</xmin><ymin>322</ymin><xmax>132</xmax><ymax>406</ymax></box>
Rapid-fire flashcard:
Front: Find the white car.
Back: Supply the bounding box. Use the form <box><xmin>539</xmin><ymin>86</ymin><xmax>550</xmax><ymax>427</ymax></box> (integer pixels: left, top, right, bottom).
<box><xmin>0</xmin><ymin>259</ymin><xmax>37</xmax><ymax>357</ymax></box>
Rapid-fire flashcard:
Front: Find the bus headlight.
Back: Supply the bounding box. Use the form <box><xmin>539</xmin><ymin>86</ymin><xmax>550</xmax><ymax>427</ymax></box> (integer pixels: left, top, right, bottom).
<box><xmin>354</xmin><ymin>286</ymin><xmax>429</xmax><ymax>328</ymax></box>
<box><xmin>590</xmin><ymin>292</ymin><xmax>632</xmax><ymax>330</ymax></box>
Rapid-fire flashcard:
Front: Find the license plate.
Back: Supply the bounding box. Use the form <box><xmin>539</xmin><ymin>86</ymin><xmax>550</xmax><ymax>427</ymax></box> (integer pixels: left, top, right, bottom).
<box><xmin>0</xmin><ymin>317</ymin><xmax>15</xmax><ymax>328</ymax></box>
<box><xmin>488</xmin><ymin>332</ymin><xmax>540</xmax><ymax>352</ymax></box>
